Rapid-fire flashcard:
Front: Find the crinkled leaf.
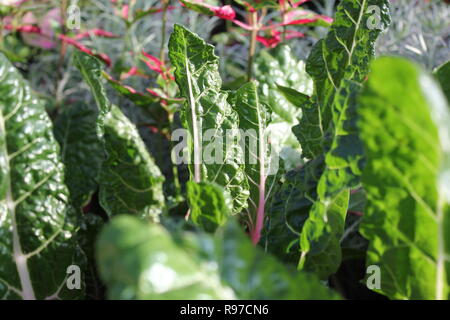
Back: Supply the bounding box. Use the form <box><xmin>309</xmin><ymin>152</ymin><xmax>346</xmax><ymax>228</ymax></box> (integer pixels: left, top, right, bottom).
<box><xmin>54</xmin><ymin>103</ymin><xmax>103</xmax><ymax>209</ymax></box>
<box><xmin>298</xmin><ymin>81</ymin><xmax>365</xmax><ymax>278</ymax></box>
<box><xmin>0</xmin><ymin>53</ymin><xmax>84</xmax><ymax>300</ymax></box>
<box><xmin>290</xmin><ymin>0</ymin><xmax>390</xmax><ymax>278</ymax></box>
<box><xmin>100</xmin><ymin>105</ymin><xmax>166</xmax><ymax>221</ymax></box>
<box><xmin>96</xmin><ymin>215</ymin><xmax>340</xmax><ymax>300</ymax></box>
<box><xmin>254</xmin><ymin>45</ymin><xmax>312</xmax><ymax>169</ymax></box>
<box><xmin>294</xmin><ymin>0</ymin><xmax>391</xmax><ymax>154</ymax></box>
<box><xmin>255</xmin><ymin>45</ymin><xmax>313</xmax><ymax>124</ymax></box>
<box><xmin>186</xmin><ymin>181</ymin><xmax>231</xmax><ymax>232</ymax></box>
<box><xmin>75</xmin><ymin>53</ymin><xmax>166</xmax><ymax>221</ymax></box>
<box><xmin>230</xmin><ymin>82</ymin><xmax>272</xmax><ymax>242</ymax></box>
<box><xmin>358</xmin><ymin>57</ymin><xmax>450</xmax><ymax>300</ymax></box>
<box><xmin>169</xmin><ymin>24</ymin><xmax>249</xmax><ymax>215</ymax></box>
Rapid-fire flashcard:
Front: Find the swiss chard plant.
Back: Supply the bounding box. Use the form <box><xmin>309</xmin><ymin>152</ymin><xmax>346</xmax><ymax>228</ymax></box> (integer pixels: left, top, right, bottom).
<box><xmin>0</xmin><ymin>0</ymin><xmax>449</xmax><ymax>301</ymax></box>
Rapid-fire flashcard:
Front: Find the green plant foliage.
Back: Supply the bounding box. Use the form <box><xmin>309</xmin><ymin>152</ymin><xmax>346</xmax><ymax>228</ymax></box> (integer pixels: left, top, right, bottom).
<box><xmin>100</xmin><ymin>105</ymin><xmax>166</xmax><ymax>221</ymax></box>
<box><xmin>96</xmin><ymin>215</ymin><xmax>340</xmax><ymax>300</ymax></box>
<box><xmin>168</xmin><ymin>24</ymin><xmax>249</xmax><ymax>215</ymax></box>
<box><xmin>186</xmin><ymin>181</ymin><xmax>231</xmax><ymax>232</ymax></box>
<box><xmin>0</xmin><ymin>53</ymin><xmax>84</xmax><ymax>300</ymax></box>
<box><xmin>358</xmin><ymin>57</ymin><xmax>450</xmax><ymax>300</ymax></box>
<box><xmin>54</xmin><ymin>103</ymin><xmax>103</xmax><ymax>209</ymax></box>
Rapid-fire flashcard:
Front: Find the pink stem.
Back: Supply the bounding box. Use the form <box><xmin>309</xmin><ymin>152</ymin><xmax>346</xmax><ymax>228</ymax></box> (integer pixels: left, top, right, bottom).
<box><xmin>250</xmin><ymin>175</ymin><xmax>266</xmax><ymax>245</ymax></box>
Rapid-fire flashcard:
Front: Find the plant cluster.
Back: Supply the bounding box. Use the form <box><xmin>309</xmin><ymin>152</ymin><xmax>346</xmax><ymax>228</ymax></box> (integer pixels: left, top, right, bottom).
<box><xmin>0</xmin><ymin>0</ymin><xmax>449</xmax><ymax>300</ymax></box>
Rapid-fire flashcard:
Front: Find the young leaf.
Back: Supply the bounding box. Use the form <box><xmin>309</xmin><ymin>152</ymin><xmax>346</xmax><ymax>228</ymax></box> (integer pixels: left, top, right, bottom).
<box><xmin>276</xmin><ymin>84</ymin><xmax>310</xmax><ymax>108</ymax></box>
<box><xmin>168</xmin><ymin>24</ymin><xmax>249</xmax><ymax>215</ymax></box>
<box><xmin>434</xmin><ymin>60</ymin><xmax>450</xmax><ymax>103</ymax></box>
<box><xmin>73</xmin><ymin>52</ymin><xmax>111</xmax><ymax>139</ymax></box>
<box><xmin>230</xmin><ymin>82</ymin><xmax>271</xmax><ymax>244</ymax></box>
<box><xmin>186</xmin><ymin>181</ymin><xmax>231</xmax><ymax>232</ymax></box>
<box><xmin>54</xmin><ymin>102</ymin><xmax>103</xmax><ymax>209</ymax></box>
<box><xmin>100</xmin><ymin>105</ymin><xmax>166</xmax><ymax>221</ymax></box>
<box><xmin>96</xmin><ymin>215</ymin><xmax>340</xmax><ymax>300</ymax></box>
<box><xmin>0</xmin><ymin>53</ymin><xmax>83</xmax><ymax>300</ymax></box>
<box><xmin>358</xmin><ymin>57</ymin><xmax>450</xmax><ymax>300</ymax></box>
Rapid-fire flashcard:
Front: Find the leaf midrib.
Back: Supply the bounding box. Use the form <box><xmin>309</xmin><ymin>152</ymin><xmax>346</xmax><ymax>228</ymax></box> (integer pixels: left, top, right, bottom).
<box><xmin>0</xmin><ymin>109</ymin><xmax>34</xmax><ymax>300</ymax></box>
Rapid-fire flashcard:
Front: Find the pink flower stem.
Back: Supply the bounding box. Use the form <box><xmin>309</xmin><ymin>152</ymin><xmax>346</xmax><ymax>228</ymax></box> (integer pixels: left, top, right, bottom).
<box><xmin>247</xmin><ymin>11</ymin><xmax>259</xmax><ymax>81</ymax></box>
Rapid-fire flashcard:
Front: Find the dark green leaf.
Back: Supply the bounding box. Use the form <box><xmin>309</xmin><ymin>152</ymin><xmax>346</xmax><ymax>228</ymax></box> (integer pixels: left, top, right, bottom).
<box><xmin>0</xmin><ymin>53</ymin><xmax>84</xmax><ymax>300</ymax></box>
<box><xmin>100</xmin><ymin>105</ymin><xmax>166</xmax><ymax>220</ymax></box>
<box><xmin>434</xmin><ymin>60</ymin><xmax>450</xmax><ymax>103</ymax></box>
<box><xmin>73</xmin><ymin>52</ymin><xmax>111</xmax><ymax>139</ymax></box>
<box><xmin>54</xmin><ymin>103</ymin><xmax>103</xmax><ymax>209</ymax></box>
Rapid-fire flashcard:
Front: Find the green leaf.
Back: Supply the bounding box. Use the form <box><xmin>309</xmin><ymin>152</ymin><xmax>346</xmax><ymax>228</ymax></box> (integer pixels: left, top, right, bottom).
<box><xmin>54</xmin><ymin>103</ymin><xmax>103</xmax><ymax>209</ymax></box>
<box><xmin>358</xmin><ymin>57</ymin><xmax>450</xmax><ymax>300</ymax></box>
<box><xmin>264</xmin><ymin>156</ymin><xmax>324</xmax><ymax>265</ymax></box>
<box><xmin>100</xmin><ymin>105</ymin><xmax>166</xmax><ymax>221</ymax></box>
<box><xmin>254</xmin><ymin>45</ymin><xmax>312</xmax><ymax>169</ymax></box>
<box><xmin>186</xmin><ymin>181</ymin><xmax>231</xmax><ymax>232</ymax></box>
<box><xmin>294</xmin><ymin>0</ymin><xmax>391</xmax><ymax>154</ymax></box>
<box><xmin>179</xmin><ymin>0</ymin><xmax>217</xmax><ymax>16</ymax></box>
<box><xmin>0</xmin><ymin>53</ymin><xmax>84</xmax><ymax>300</ymax></box>
<box><xmin>96</xmin><ymin>215</ymin><xmax>235</xmax><ymax>299</ymax></box>
<box><xmin>96</xmin><ymin>215</ymin><xmax>340</xmax><ymax>300</ymax></box>
<box><xmin>78</xmin><ymin>213</ymin><xmax>105</xmax><ymax>300</ymax></box>
<box><xmin>276</xmin><ymin>85</ymin><xmax>310</xmax><ymax>108</ymax></box>
<box><xmin>168</xmin><ymin>24</ymin><xmax>249</xmax><ymax>215</ymax></box>
<box><xmin>281</xmin><ymin>0</ymin><xmax>390</xmax><ymax>278</ymax></box>
<box><xmin>230</xmin><ymin>82</ymin><xmax>272</xmax><ymax>243</ymax></box>
<box><xmin>103</xmin><ymin>72</ymin><xmax>157</xmax><ymax>107</ymax></box>
<box><xmin>73</xmin><ymin>52</ymin><xmax>111</xmax><ymax>139</ymax></box>
<box><xmin>298</xmin><ymin>81</ymin><xmax>365</xmax><ymax>278</ymax></box>
<box><xmin>75</xmin><ymin>52</ymin><xmax>166</xmax><ymax>221</ymax></box>
<box><xmin>434</xmin><ymin>60</ymin><xmax>450</xmax><ymax>103</ymax></box>
<box><xmin>215</xmin><ymin>219</ymin><xmax>339</xmax><ymax>299</ymax></box>
<box><xmin>254</xmin><ymin>45</ymin><xmax>313</xmax><ymax>124</ymax></box>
